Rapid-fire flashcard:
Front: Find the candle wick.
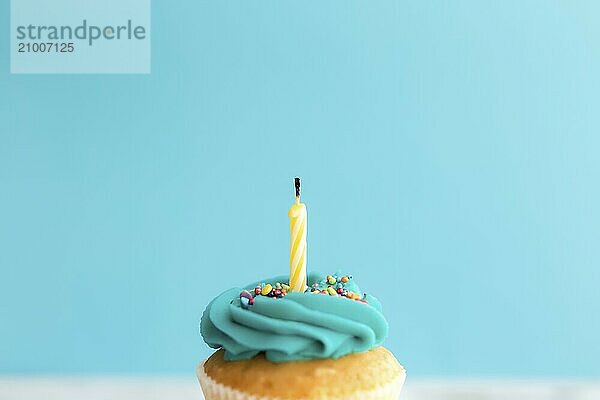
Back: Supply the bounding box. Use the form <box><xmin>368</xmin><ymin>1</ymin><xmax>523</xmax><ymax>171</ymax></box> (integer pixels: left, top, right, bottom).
<box><xmin>294</xmin><ymin>177</ymin><xmax>301</xmax><ymax>199</ymax></box>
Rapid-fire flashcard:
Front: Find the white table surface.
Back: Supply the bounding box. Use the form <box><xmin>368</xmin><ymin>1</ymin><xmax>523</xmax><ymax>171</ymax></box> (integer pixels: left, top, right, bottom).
<box><xmin>1</xmin><ymin>377</ymin><xmax>599</xmax><ymax>400</ymax></box>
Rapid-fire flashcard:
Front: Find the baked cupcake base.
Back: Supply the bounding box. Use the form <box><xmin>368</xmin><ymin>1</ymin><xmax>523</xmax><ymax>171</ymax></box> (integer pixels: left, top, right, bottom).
<box><xmin>197</xmin><ymin>347</ymin><xmax>406</xmax><ymax>400</ymax></box>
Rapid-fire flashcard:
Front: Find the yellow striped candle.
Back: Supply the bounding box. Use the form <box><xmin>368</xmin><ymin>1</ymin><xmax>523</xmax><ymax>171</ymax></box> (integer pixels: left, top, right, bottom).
<box><xmin>288</xmin><ymin>177</ymin><xmax>307</xmax><ymax>292</ymax></box>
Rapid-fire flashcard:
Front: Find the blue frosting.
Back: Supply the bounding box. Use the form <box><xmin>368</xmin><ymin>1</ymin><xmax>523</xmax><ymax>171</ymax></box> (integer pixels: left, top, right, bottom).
<box><xmin>200</xmin><ymin>272</ymin><xmax>388</xmax><ymax>362</ymax></box>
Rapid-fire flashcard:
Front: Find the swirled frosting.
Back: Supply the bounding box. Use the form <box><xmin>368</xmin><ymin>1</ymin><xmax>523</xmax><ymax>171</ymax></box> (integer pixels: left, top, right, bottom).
<box><xmin>200</xmin><ymin>272</ymin><xmax>388</xmax><ymax>362</ymax></box>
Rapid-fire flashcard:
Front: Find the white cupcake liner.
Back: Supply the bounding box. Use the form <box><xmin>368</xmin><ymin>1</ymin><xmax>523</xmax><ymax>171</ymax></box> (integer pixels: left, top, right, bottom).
<box><xmin>197</xmin><ymin>360</ymin><xmax>406</xmax><ymax>400</ymax></box>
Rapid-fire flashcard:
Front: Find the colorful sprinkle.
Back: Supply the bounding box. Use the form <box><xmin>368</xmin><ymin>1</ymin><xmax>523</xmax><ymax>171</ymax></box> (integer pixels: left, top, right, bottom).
<box><xmin>240</xmin><ymin>297</ymin><xmax>250</xmax><ymax>309</ymax></box>
<box><xmin>261</xmin><ymin>284</ymin><xmax>273</xmax><ymax>296</ymax></box>
<box><xmin>239</xmin><ymin>281</ymin><xmax>290</xmax><ymax>308</ymax></box>
<box><xmin>306</xmin><ymin>273</ymin><xmax>368</xmax><ymax>304</ymax></box>
<box><xmin>240</xmin><ymin>290</ymin><xmax>253</xmax><ymax>300</ymax></box>
<box><xmin>239</xmin><ymin>273</ymin><xmax>367</xmax><ymax>308</ymax></box>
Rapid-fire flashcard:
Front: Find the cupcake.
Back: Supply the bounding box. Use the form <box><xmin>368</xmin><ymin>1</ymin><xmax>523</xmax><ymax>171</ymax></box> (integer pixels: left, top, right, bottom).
<box><xmin>198</xmin><ymin>272</ymin><xmax>406</xmax><ymax>399</ymax></box>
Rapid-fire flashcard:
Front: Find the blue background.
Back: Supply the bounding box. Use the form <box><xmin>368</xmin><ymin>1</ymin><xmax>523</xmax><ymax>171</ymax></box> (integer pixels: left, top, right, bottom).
<box><xmin>1</xmin><ymin>1</ymin><xmax>599</xmax><ymax>377</ymax></box>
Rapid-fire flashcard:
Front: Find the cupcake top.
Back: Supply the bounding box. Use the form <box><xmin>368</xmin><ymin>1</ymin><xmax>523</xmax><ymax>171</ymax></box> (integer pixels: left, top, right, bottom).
<box><xmin>200</xmin><ymin>271</ymin><xmax>388</xmax><ymax>362</ymax></box>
